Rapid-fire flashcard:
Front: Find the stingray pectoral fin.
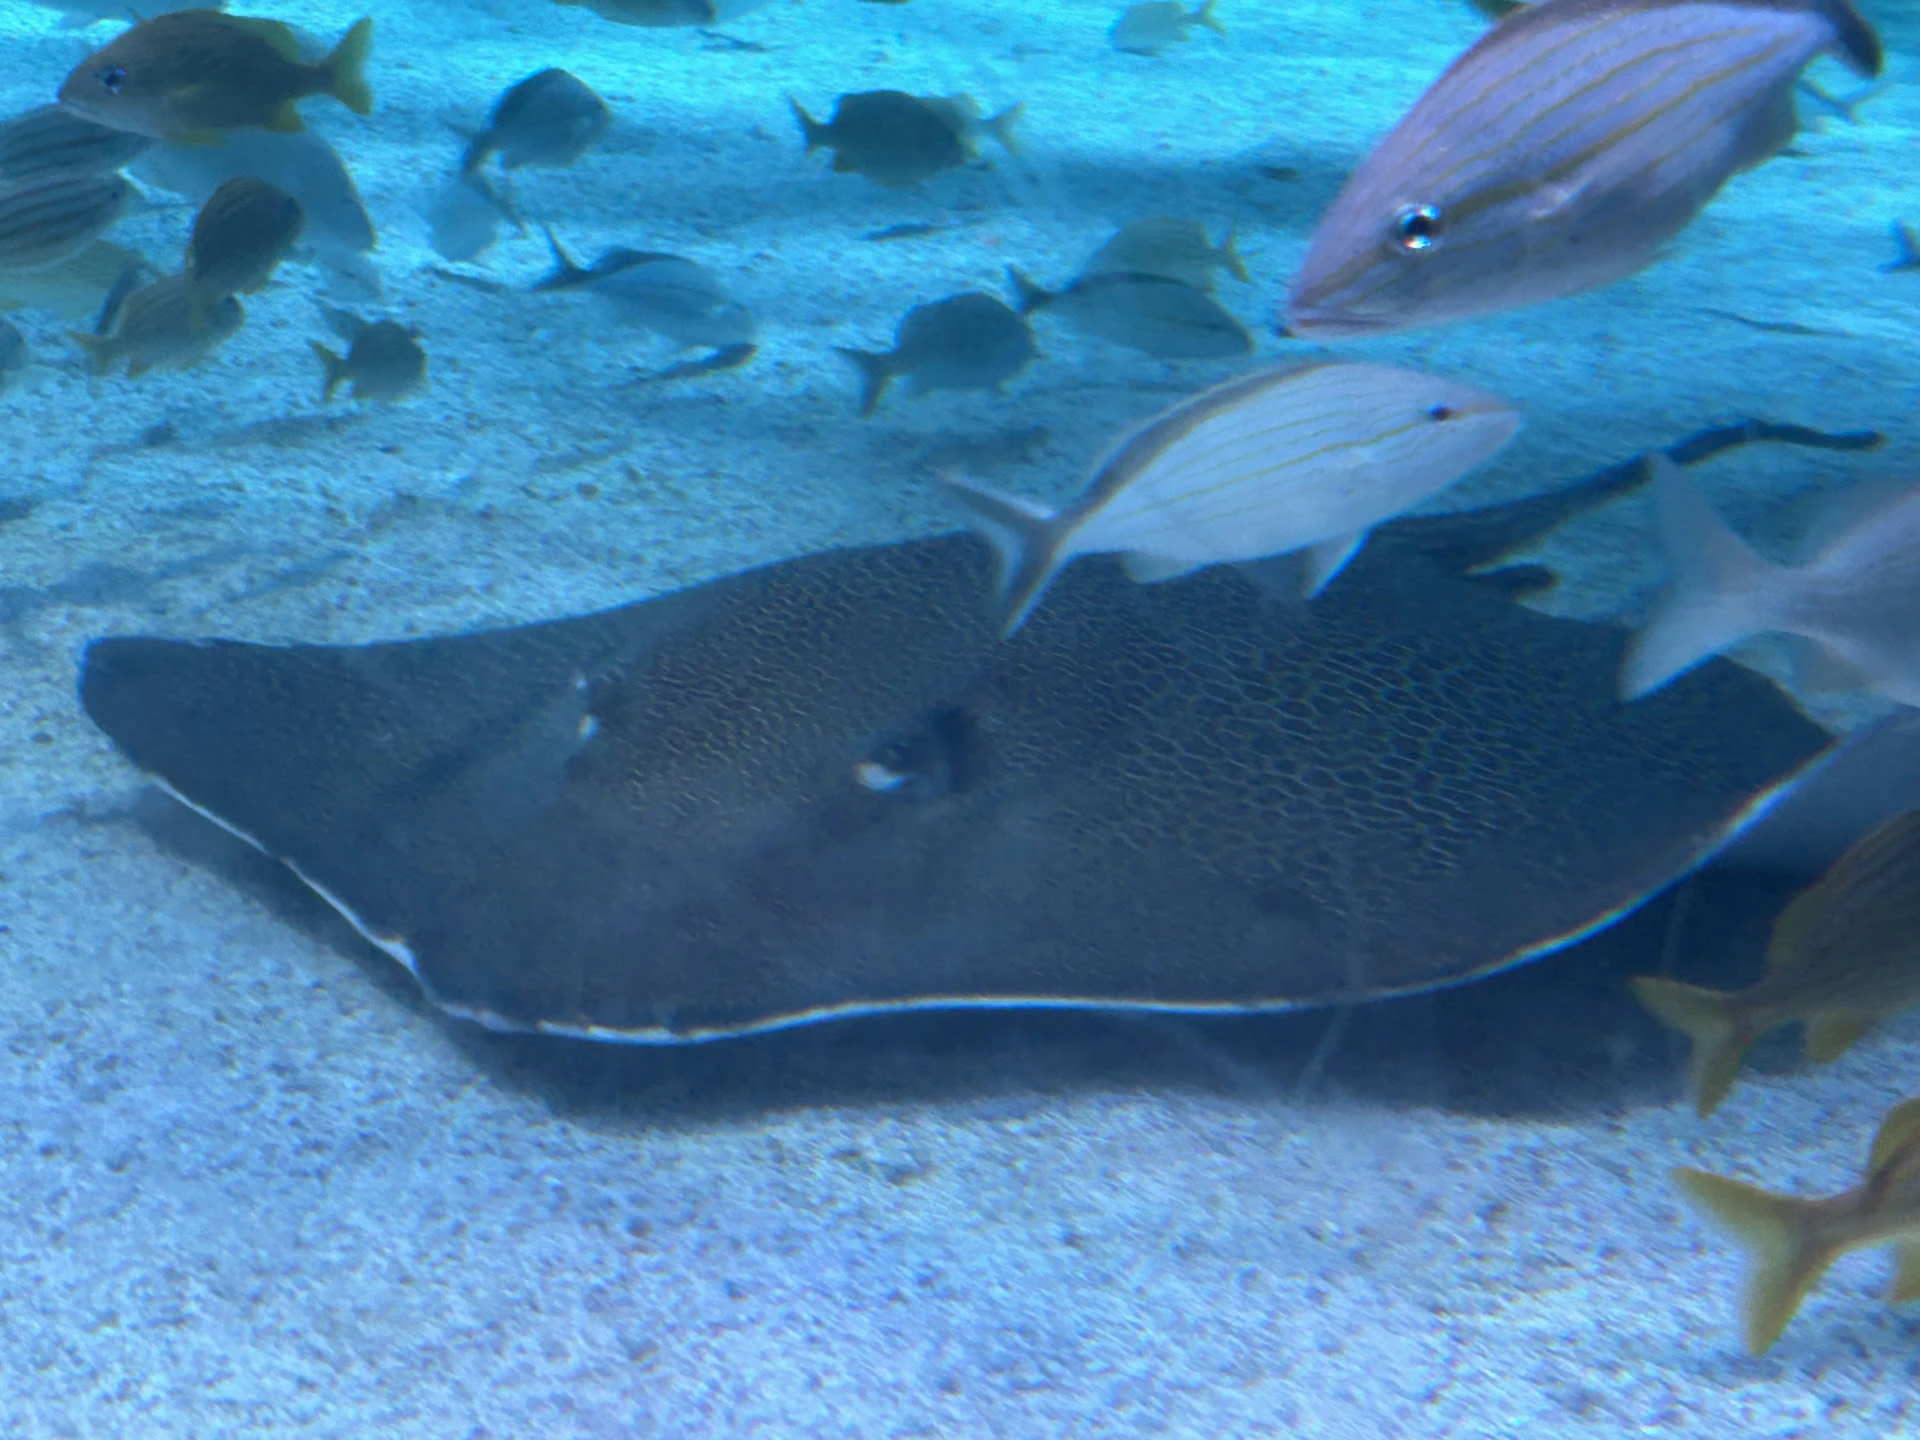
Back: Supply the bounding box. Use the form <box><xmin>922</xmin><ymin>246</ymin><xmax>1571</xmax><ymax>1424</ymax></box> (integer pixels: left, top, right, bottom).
<box><xmin>1301</xmin><ymin>532</ymin><xmax>1365</xmax><ymax>598</ymax></box>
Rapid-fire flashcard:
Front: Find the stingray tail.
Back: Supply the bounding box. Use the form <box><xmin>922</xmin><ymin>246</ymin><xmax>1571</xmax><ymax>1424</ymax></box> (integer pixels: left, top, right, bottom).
<box><xmin>1620</xmin><ymin>457</ymin><xmax>1780</xmax><ymax>701</ymax></box>
<box><xmin>939</xmin><ymin>471</ymin><xmax>1064</xmax><ymax>637</ymax></box>
<box><xmin>1630</xmin><ymin>976</ymin><xmax>1756</xmax><ymax>1118</ymax></box>
<box><xmin>1670</xmin><ymin>1166</ymin><xmax>1835</xmax><ymax>1354</ymax></box>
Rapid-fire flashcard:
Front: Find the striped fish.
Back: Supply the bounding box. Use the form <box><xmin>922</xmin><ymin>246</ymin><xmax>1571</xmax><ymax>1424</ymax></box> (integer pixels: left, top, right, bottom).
<box><xmin>1286</xmin><ymin>0</ymin><xmax>1882</xmax><ymax>339</ymax></box>
<box><xmin>0</xmin><ymin>106</ymin><xmax>149</xmax><ymax>185</ymax></box>
<box><xmin>942</xmin><ymin>361</ymin><xmax>1521</xmax><ymax>635</ymax></box>
<box><xmin>0</xmin><ymin>172</ymin><xmax>133</xmax><ymax>272</ymax></box>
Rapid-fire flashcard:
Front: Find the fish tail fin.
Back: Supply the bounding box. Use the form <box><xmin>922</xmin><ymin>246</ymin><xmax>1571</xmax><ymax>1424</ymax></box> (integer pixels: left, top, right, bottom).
<box><xmin>1670</xmin><ymin>1167</ymin><xmax>1835</xmax><ymax>1354</ymax></box>
<box><xmin>327</xmin><ymin>17</ymin><xmax>376</xmax><ymax>117</ymax></box>
<box><xmin>938</xmin><ymin>471</ymin><xmax>1064</xmax><ymax>637</ymax></box>
<box><xmin>309</xmin><ymin>341</ymin><xmax>348</xmax><ymax>401</ymax></box>
<box><xmin>458</xmin><ymin>132</ymin><xmax>495</xmax><ymax>178</ymax></box>
<box><xmin>1629</xmin><ymin>976</ymin><xmax>1754</xmax><ymax>1118</ymax></box>
<box><xmin>66</xmin><ymin>330</ymin><xmax>111</xmax><ymax>375</ymax></box>
<box><xmin>1194</xmin><ymin>0</ymin><xmax>1228</xmax><ymax>35</ymax></box>
<box><xmin>1006</xmin><ymin>266</ymin><xmax>1052</xmax><ymax>315</ymax></box>
<box><xmin>1620</xmin><ymin>457</ymin><xmax>1777</xmax><ymax>701</ymax></box>
<box><xmin>833</xmin><ymin>347</ymin><xmax>894</xmax><ymax>418</ymax></box>
<box><xmin>789</xmin><ymin>97</ymin><xmax>827</xmax><ymax>153</ymax></box>
<box><xmin>533</xmin><ymin>226</ymin><xmax>583</xmax><ymax>289</ymax></box>
<box><xmin>1218</xmin><ymin>220</ymin><xmax>1250</xmax><ymax>283</ymax></box>
<box><xmin>983</xmin><ymin>103</ymin><xmax>1024</xmax><ymax>156</ymax></box>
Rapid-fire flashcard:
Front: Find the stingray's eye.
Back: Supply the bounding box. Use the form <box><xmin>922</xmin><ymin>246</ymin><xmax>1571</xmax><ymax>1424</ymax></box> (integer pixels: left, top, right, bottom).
<box><xmin>853</xmin><ymin>707</ymin><xmax>976</xmax><ymax>801</ymax></box>
<box><xmin>96</xmin><ymin>65</ymin><xmax>127</xmax><ymax>95</ymax></box>
<box><xmin>1393</xmin><ymin>204</ymin><xmax>1442</xmax><ymax>252</ymax></box>
<box><xmin>1427</xmin><ymin>404</ymin><xmax>1455</xmax><ymax>422</ymax></box>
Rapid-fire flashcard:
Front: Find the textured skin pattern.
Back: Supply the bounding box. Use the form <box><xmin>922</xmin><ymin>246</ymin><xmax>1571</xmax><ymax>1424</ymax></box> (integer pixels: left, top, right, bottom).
<box><xmin>81</xmin><ymin>518</ymin><xmax>1831</xmax><ymax>1039</ymax></box>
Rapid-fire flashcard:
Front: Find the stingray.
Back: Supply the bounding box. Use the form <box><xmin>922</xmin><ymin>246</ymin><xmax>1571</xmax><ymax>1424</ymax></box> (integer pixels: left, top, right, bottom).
<box><xmin>79</xmin><ymin>422</ymin><xmax>1884</xmax><ymax>1043</ymax></box>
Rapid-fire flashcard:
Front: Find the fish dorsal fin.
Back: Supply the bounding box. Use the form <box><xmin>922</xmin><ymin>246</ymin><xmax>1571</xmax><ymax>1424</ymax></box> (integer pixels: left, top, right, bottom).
<box><xmin>1867</xmin><ymin>1097</ymin><xmax>1920</xmax><ymax>1179</ymax></box>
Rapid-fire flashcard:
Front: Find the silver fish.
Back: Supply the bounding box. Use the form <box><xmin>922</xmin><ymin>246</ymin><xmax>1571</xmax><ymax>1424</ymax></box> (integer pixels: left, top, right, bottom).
<box><xmin>1623</xmin><ymin>457</ymin><xmax>1920</xmax><ymax>706</ymax></box>
<box><xmin>1287</xmin><ymin>0</ymin><xmax>1882</xmax><ymax>338</ymax></box>
<box><xmin>0</xmin><ymin>105</ymin><xmax>150</xmax><ymax>184</ymax></box>
<box><xmin>535</xmin><ymin>230</ymin><xmax>756</xmax><ymax>350</ymax></box>
<box><xmin>944</xmin><ymin>361</ymin><xmax>1521</xmax><ymax>634</ymax></box>
<box><xmin>1010</xmin><ymin>266</ymin><xmax>1250</xmax><ymax>359</ymax></box>
<box><xmin>1085</xmin><ymin>216</ymin><xmax>1248</xmax><ymax>293</ymax></box>
<box><xmin>0</xmin><ymin>172</ymin><xmax>134</xmax><ymax>273</ymax></box>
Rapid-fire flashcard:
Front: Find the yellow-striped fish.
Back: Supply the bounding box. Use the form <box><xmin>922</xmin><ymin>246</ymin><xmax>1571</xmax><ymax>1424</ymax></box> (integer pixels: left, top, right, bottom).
<box><xmin>942</xmin><ymin>361</ymin><xmax>1520</xmax><ymax>635</ymax></box>
<box><xmin>1634</xmin><ymin>809</ymin><xmax>1920</xmax><ymax>1117</ymax></box>
<box><xmin>1674</xmin><ymin>1095</ymin><xmax>1920</xmax><ymax>1353</ymax></box>
<box><xmin>1287</xmin><ymin>0</ymin><xmax>1882</xmax><ymax>338</ymax></box>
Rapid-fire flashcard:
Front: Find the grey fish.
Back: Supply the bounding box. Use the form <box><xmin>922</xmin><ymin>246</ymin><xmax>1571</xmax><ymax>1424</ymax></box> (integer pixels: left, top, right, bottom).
<box><xmin>75</xmin><ymin>425</ymin><xmax>1865</xmax><ymax>1044</ymax></box>
<box><xmin>461</xmin><ymin>68</ymin><xmax>609</xmax><ymax>176</ymax></box>
<box><xmin>535</xmin><ymin>229</ymin><xmax>756</xmax><ymax>350</ymax></box>
<box><xmin>1110</xmin><ymin>0</ymin><xmax>1226</xmax><ymax>56</ymax></box>
<box><xmin>187</xmin><ymin>175</ymin><xmax>304</xmax><ymax>300</ymax></box>
<box><xmin>1085</xmin><ymin>216</ymin><xmax>1248</xmax><ymax>293</ymax></box>
<box><xmin>69</xmin><ymin>271</ymin><xmax>243</xmax><ymax>377</ymax></box>
<box><xmin>1010</xmin><ymin>266</ymin><xmax>1250</xmax><ymax>359</ymax></box>
<box><xmin>1624</xmin><ymin>456</ymin><xmax>1920</xmax><ymax>707</ymax></box>
<box><xmin>1287</xmin><ymin>0</ymin><xmax>1882</xmax><ymax>338</ymax></box>
<box><xmin>0</xmin><ymin>105</ymin><xmax>150</xmax><ymax>184</ymax></box>
<box><xmin>837</xmin><ymin>292</ymin><xmax>1036</xmax><ymax>417</ymax></box>
<box><xmin>311</xmin><ymin>306</ymin><xmax>425</xmax><ymax>402</ymax></box>
<box><xmin>0</xmin><ymin>172</ymin><xmax>134</xmax><ymax>273</ymax></box>
<box><xmin>550</xmin><ymin>0</ymin><xmax>769</xmax><ymax>24</ymax></box>
<box><xmin>791</xmin><ymin>90</ymin><xmax>1020</xmax><ymax>189</ymax></box>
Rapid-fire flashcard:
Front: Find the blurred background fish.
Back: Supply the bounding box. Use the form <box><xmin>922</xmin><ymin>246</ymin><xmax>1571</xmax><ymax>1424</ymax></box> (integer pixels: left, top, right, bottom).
<box><xmin>1110</xmin><ymin>1</ymin><xmax>1225</xmax><ymax>57</ymax></box>
<box><xmin>311</xmin><ymin>303</ymin><xmax>426</xmax><ymax>402</ymax></box>
<box><xmin>1010</xmin><ymin>265</ymin><xmax>1250</xmax><ymax>360</ymax></box>
<box><xmin>69</xmin><ymin>270</ymin><xmax>243</xmax><ymax>377</ymax></box>
<box><xmin>550</xmin><ymin>0</ymin><xmax>770</xmax><ymax>26</ymax></box>
<box><xmin>836</xmin><ymin>292</ymin><xmax>1036</xmax><ymax>417</ymax></box>
<box><xmin>460</xmin><ymin>69</ymin><xmax>609</xmax><ymax>177</ymax></box>
<box><xmin>791</xmin><ymin>90</ymin><xmax>1020</xmax><ymax>188</ymax></box>
<box><xmin>1287</xmin><ymin>0</ymin><xmax>1882</xmax><ymax>337</ymax></box>
<box><xmin>944</xmin><ymin>361</ymin><xmax>1520</xmax><ymax>633</ymax></box>
<box><xmin>1084</xmin><ymin>216</ymin><xmax>1248</xmax><ymax>293</ymax></box>
<box><xmin>534</xmin><ymin>229</ymin><xmax>757</xmax><ymax>352</ymax></box>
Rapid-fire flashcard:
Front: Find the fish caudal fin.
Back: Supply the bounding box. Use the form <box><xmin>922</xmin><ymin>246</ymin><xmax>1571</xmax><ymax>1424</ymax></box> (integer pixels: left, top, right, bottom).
<box><xmin>66</xmin><ymin>330</ymin><xmax>111</xmax><ymax>375</ymax></box>
<box><xmin>939</xmin><ymin>471</ymin><xmax>1064</xmax><ymax>637</ymax></box>
<box><xmin>833</xmin><ymin>347</ymin><xmax>893</xmax><ymax>418</ymax></box>
<box><xmin>983</xmin><ymin>103</ymin><xmax>1024</xmax><ymax>157</ymax></box>
<box><xmin>789</xmin><ymin>98</ymin><xmax>827</xmax><ymax>153</ymax></box>
<box><xmin>1218</xmin><ymin>221</ymin><xmax>1250</xmax><ymax>284</ymax></box>
<box><xmin>327</xmin><ymin>17</ymin><xmax>376</xmax><ymax>117</ymax></box>
<box><xmin>1671</xmin><ymin>1167</ymin><xmax>1836</xmax><ymax>1354</ymax></box>
<box><xmin>1621</xmin><ymin>457</ymin><xmax>1778</xmax><ymax>701</ymax></box>
<box><xmin>309</xmin><ymin>341</ymin><xmax>349</xmax><ymax>401</ymax></box>
<box><xmin>1194</xmin><ymin>0</ymin><xmax>1228</xmax><ymax>36</ymax></box>
<box><xmin>1005</xmin><ymin>266</ymin><xmax>1052</xmax><ymax>315</ymax></box>
<box><xmin>1630</xmin><ymin>976</ymin><xmax>1754</xmax><ymax>1118</ymax></box>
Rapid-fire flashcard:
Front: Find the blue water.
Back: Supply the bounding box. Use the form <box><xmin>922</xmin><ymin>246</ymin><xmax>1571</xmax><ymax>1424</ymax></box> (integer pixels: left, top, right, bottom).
<box><xmin>1</xmin><ymin>0</ymin><xmax>1918</xmax><ymax>1434</ymax></box>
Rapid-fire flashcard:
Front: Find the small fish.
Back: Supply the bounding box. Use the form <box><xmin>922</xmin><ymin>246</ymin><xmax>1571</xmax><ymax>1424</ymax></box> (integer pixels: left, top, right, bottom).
<box><xmin>1287</xmin><ymin>0</ymin><xmax>1882</xmax><ymax>338</ymax></box>
<box><xmin>550</xmin><ymin>0</ymin><xmax>769</xmax><ymax>26</ymax></box>
<box><xmin>310</xmin><ymin>307</ymin><xmax>425</xmax><ymax>402</ymax></box>
<box><xmin>58</xmin><ymin>12</ymin><xmax>375</xmax><ymax>143</ymax></box>
<box><xmin>1634</xmin><ymin>810</ymin><xmax>1920</xmax><ymax>1118</ymax></box>
<box><xmin>69</xmin><ymin>270</ymin><xmax>243</xmax><ymax>377</ymax></box>
<box><xmin>1085</xmin><ymin>216</ymin><xmax>1248</xmax><ymax>293</ymax></box>
<box><xmin>0</xmin><ymin>317</ymin><xmax>27</xmax><ymax>389</ymax></box>
<box><xmin>0</xmin><ymin>172</ymin><xmax>134</xmax><ymax>273</ymax></box>
<box><xmin>1010</xmin><ymin>266</ymin><xmax>1250</xmax><ymax>360</ymax></box>
<box><xmin>461</xmin><ymin>69</ymin><xmax>610</xmax><ymax>176</ymax></box>
<box><xmin>790</xmin><ymin>90</ymin><xmax>1020</xmax><ymax>189</ymax></box>
<box><xmin>1883</xmin><ymin>222</ymin><xmax>1920</xmax><ymax>274</ymax></box>
<box><xmin>535</xmin><ymin>229</ymin><xmax>756</xmax><ymax>350</ymax></box>
<box><xmin>836</xmin><ymin>292</ymin><xmax>1036</xmax><ymax>417</ymax></box>
<box><xmin>1110</xmin><ymin>1</ymin><xmax>1226</xmax><ymax>56</ymax></box>
<box><xmin>1621</xmin><ymin>456</ymin><xmax>1920</xmax><ymax>707</ymax></box>
<box><xmin>0</xmin><ymin>105</ymin><xmax>151</xmax><ymax>184</ymax></box>
<box><xmin>942</xmin><ymin>361</ymin><xmax>1520</xmax><ymax>634</ymax></box>
<box><xmin>1672</xmin><ymin>1095</ymin><xmax>1920</xmax><ymax>1353</ymax></box>
<box><xmin>187</xmin><ymin>175</ymin><xmax>303</xmax><ymax>302</ymax></box>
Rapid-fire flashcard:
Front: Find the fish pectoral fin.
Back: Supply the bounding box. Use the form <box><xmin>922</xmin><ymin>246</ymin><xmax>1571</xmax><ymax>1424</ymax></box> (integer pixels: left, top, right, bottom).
<box><xmin>266</xmin><ymin>101</ymin><xmax>307</xmax><ymax>134</ymax></box>
<box><xmin>1301</xmin><ymin>532</ymin><xmax>1365</xmax><ymax>598</ymax></box>
<box><xmin>1803</xmin><ymin>1011</ymin><xmax>1874</xmax><ymax>1064</ymax></box>
<box><xmin>1121</xmin><ymin>552</ymin><xmax>1204</xmax><ymax>584</ymax></box>
<box><xmin>1889</xmin><ymin>1241</ymin><xmax>1920</xmax><ymax>1304</ymax></box>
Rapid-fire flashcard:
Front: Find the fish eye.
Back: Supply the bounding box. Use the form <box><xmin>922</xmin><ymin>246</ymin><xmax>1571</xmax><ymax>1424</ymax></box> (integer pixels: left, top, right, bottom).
<box><xmin>96</xmin><ymin>65</ymin><xmax>127</xmax><ymax>95</ymax></box>
<box><xmin>1393</xmin><ymin>204</ymin><xmax>1442</xmax><ymax>252</ymax></box>
<box><xmin>1427</xmin><ymin>404</ymin><xmax>1455</xmax><ymax>421</ymax></box>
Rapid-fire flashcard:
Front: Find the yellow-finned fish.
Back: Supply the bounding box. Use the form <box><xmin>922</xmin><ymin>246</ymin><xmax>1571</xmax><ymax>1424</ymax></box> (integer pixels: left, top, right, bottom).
<box><xmin>1674</xmin><ymin>1095</ymin><xmax>1920</xmax><ymax>1353</ymax></box>
<box><xmin>58</xmin><ymin>11</ymin><xmax>375</xmax><ymax>144</ymax></box>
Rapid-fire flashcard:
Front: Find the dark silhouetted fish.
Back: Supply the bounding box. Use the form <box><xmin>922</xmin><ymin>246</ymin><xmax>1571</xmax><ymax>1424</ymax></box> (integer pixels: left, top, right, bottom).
<box><xmin>310</xmin><ymin>304</ymin><xmax>425</xmax><ymax>402</ymax></box>
<box><xmin>791</xmin><ymin>90</ymin><xmax>1020</xmax><ymax>188</ymax></box>
<box><xmin>1287</xmin><ymin>0</ymin><xmax>1882</xmax><ymax>338</ymax></box>
<box><xmin>837</xmin><ymin>292</ymin><xmax>1035</xmax><ymax>416</ymax></box>
<box><xmin>77</xmin><ymin>426</ymin><xmax>1882</xmax><ymax>1043</ymax></box>
<box><xmin>551</xmin><ymin>0</ymin><xmax>769</xmax><ymax>24</ymax></box>
<box><xmin>461</xmin><ymin>68</ymin><xmax>610</xmax><ymax>176</ymax></box>
<box><xmin>187</xmin><ymin>175</ymin><xmax>304</xmax><ymax>305</ymax></box>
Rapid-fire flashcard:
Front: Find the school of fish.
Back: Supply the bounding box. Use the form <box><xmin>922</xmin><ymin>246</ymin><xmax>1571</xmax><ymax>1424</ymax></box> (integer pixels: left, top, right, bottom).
<box><xmin>0</xmin><ymin>0</ymin><xmax>1909</xmax><ymax>1363</ymax></box>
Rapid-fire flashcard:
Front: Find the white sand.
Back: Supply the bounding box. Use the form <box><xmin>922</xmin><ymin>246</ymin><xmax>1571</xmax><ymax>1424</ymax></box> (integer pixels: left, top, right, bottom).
<box><xmin>2</xmin><ymin>0</ymin><xmax>1918</xmax><ymax>1433</ymax></box>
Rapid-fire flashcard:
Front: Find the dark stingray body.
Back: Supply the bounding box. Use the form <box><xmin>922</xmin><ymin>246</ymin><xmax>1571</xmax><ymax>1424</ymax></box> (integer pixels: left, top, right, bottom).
<box><xmin>78</xmin><ymin>436</ymin><xmax>1855</xmax><ymax>1043</ymax></box>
